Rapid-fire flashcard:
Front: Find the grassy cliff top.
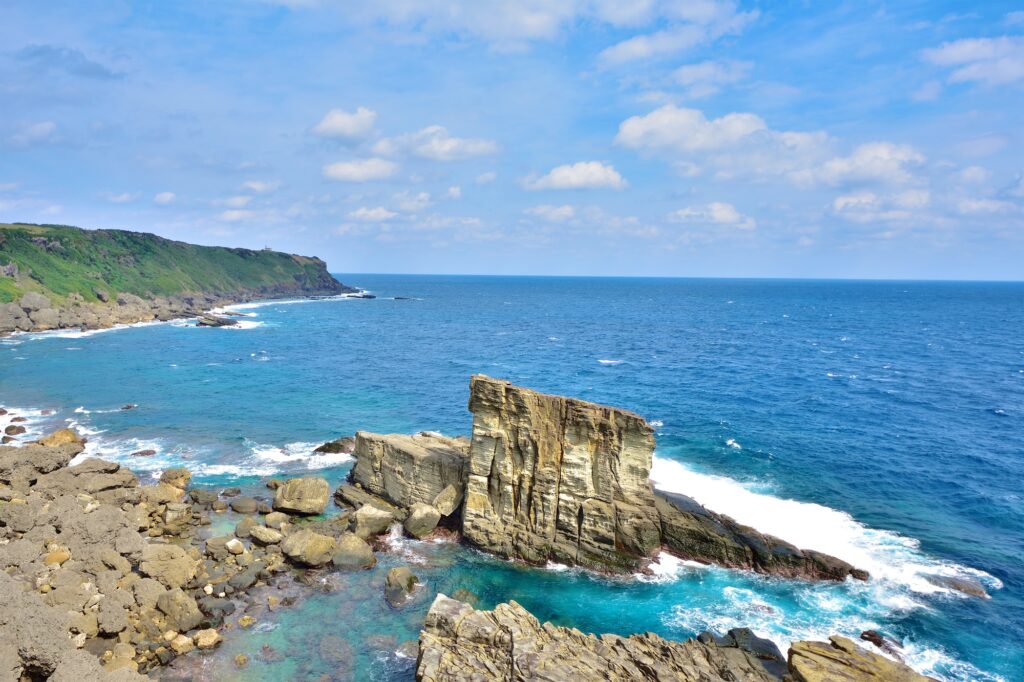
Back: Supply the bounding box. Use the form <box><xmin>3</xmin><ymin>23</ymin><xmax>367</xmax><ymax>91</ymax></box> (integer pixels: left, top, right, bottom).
<box><xmin>0</xmin><ymin>223</ymin><xmax>349</xmax><ymax>304</ymax></box>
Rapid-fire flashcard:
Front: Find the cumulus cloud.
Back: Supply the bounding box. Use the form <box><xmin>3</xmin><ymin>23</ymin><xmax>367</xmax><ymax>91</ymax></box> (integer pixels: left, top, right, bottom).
<box><xmin>673</xmin><ymin>59</ymin><xmax>752</xmax><ymax>98</ymax></box>
<box><xmin>374</xmin><ymin>125</ymin><xmax>499</xmax><ymax>161</ymax></box>
<box><xmin>923</xmin><ymin>36</ymin><xmax>1024</xmax><ymax>86</ymax></box>
<box><xmin>393</xmin><ymin>190</ymin><xmax>432</xmax><ymax>211</ymax></box>
<box><xmin>668</xmin><ymin>202</ymin><xmax>756</xmax><ymax>229</ymax></box>
<box><xmin>322</xmin><ymin>158</ymin><xmax>398</xmax><ymax>182</ymax></box>
<box><xmin>312</xmin><ymin>107</ymin><xmax>377</xmax><ymax>138</ymax></box>
<box><xmin>103</xmin><ymin>192</ymin><xmax>139</xmax><ymax>203</ymax></box>
<box><xmin>219</xmin><ymin>209</ymin><xmax>254</xmax><ymax>221</ymax></box>
<box><xmin>616</xmin><ymin>104</ymin><xmax>829</xmax><ymax>180</ymax></box>
<box><xmin>831</xmin><ymin>190</ymin><xmax>930</xmax><ymax>223</ymax></box>
<box><xmin>154</xmin><ymin>192</ymin><xmax>176</xmax><ymax>205</ymax></box>
<box><xmin>599</xmin><ymin>2</ymin><xmax>758</xmax><ymax>65</ymax></box>
<box><xmin>475</xmin><ymin>171</ymin><xmax>497</xmax><ymax>184</ymax></box>
<box><xmin>524</xmin><ymin>161</ymin><xmax>627</xmax><ymax>190</ymax></box>
<box><xmin>524</xmin><ymin>204</ymin><xmax>576</xmax><ymax>222</ymax></box>
<box><xmin>219</xmin><ymin>196</ymin><xmax>252</xmax><ymax>208</ymax></box>
<box><xmin>349</xmin><ymin>206</ymin><xmax>398</xmax><ymax>221</ymax></box>
<box><xmin>794</xmin><ymin>143</ymin><xmax>926</xmax><ymax>188</ymax></box>
<box><xmin>242</xmin><ymin>180</ymin><xmax>280</xmax><ymax>193</ymax></box>
<box><xmin>10</xmin><ymin>121</ymin><xmax>56</xmax><ymax>146</ymax></box>
<box><xmin>446</xmin><ymin>185</ymin><xmax>462</xmax><ymax>199</ymax></box>
<box><xmin>956</xmin><ymin>197</ymin><xmax>1019</xmax><ymax>214</ymax></box>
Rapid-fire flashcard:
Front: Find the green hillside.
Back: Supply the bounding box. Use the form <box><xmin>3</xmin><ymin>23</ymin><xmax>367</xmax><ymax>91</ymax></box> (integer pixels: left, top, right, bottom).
<box><xmin>0</xmin><ymin>223</ymin><xmax>350</xmax><ymax>304</ymax></box>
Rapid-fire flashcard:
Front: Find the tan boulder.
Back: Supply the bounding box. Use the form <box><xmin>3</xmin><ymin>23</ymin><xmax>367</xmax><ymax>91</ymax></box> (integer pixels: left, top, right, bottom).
<box><xmin>273</xmin><ymin>477</ymin><xmax>329</xmax><ymax>515</ymax></box>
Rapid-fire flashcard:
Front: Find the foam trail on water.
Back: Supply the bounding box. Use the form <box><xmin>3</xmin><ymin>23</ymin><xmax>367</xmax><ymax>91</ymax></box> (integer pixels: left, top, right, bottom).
<box><xmin>650</xmin><ymin>456</ymin><xmax>1001</xmax><ymax>596</ymax></box>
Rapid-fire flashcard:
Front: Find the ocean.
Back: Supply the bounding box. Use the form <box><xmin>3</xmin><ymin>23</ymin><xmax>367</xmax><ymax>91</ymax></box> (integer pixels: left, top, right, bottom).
<box><xmin>1</xmin><ymin>275</ymin><xmax>1021</xmax><ymax>681</ymax></box>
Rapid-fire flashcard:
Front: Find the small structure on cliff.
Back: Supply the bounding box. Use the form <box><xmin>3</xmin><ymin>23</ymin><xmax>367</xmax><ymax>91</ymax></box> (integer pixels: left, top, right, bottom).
<box><xmin>344</xmin><ymin>374</ymin><xmax>866</xmax><ymax>580</ymax></box>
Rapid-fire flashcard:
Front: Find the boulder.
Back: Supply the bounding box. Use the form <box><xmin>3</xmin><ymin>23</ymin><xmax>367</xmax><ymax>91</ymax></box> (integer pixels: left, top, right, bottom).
<box><xmin>314</xmin><ymin>437</ymin><xmax>355</xmax><ymax>454</ymax></box>
<box><xmin>229</xmin><ymin>497</ymin><xmax>259</xmax><ymax>514</ymax></box>
<box><xmin>787</xmin><ymin>636</ymin><xmax>931</xmax><ymax>681</ymax></box>
<box><xmin>156</xmin><ymin>588</ymin><xmax>203</xmax><ymax>633</ymax></box>
<box><xmin>352</xmin><ymin>505</ymin><xmax>394</xmax><ymax>539</ymax></box>
<box><xmin>159</xmin><ymin>467</ymin><xmax>191</xmax><ymax>491</ymax></box>
<box><xmin>35</xmin><ymin>429</ymin><xmax>84</xmax><ymax>448</ymax></box>
<box><xmin>403</xmin><ymin>503</ymin><xmax>441</xmax><ymax>539</ymax></box>
<box><xmin>384</xmin><ymin>566</ymin><xmax>418</xmax><ymax>607</ymax></box>
<box><xmin>431</xmin><ymin>483</ymin><xmax>463</xmax><ymax>517</ymax></box>
<box><xmin>139</xmin><ymin>544</ymin><xmax>198</xmax><ymax>589</ymax></box>
<box><xmin>280</xmin><ymin>529</ymin><xmax>336</xmax><ymax>567</ymax></box>
<box><xmin>194</xmin><ymin>629</ymin><xmax>222</xmax><ymax>650</ymax></box>
<box><xmin>273</xmin><ymin>477</ymin><xmax>329</xmax><ymax>515</ymax></box>
<box><xmin>331</xmin><ymin>533</ymin><xmax>376</xmax><ymax>570</ymax></box>
<box><xmin>249</xmin><ymin>525</ymin><xmax>283</xmax><ymax>545</ymax></box>
<box><xmin>350</xmin><ymin>431</ymin><xmax>468</xmax><ymax>509</ymax></box>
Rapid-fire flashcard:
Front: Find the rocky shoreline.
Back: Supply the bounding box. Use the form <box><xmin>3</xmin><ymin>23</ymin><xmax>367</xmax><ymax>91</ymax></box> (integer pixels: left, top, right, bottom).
<box><xmin>0</xmin><ymin>284</ymin><xmax>358</xmax><ymax>336</ymax></box>
<box><xmin>1</xmin><ymin>378</ymin><xmax>944</xmax><ymax>680</ymax></box>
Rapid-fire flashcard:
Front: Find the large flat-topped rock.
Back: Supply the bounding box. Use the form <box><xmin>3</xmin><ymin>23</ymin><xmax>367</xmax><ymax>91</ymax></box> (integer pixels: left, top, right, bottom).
<box><xmin>462</xmin><ymin>374</ymin><xmax>662</xmax><ymax>571</ymax></box>
<box><xmin>350</xmin><ymin>431</ymin><xmax>469</xmax><ymax>511</ymax></box>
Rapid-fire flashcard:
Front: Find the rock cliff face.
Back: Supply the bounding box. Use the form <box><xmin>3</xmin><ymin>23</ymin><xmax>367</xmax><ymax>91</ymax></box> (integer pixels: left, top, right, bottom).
<box><xmin>461</xmin><ymin>374</ymin><xmax>662</xmax><ymax>571</ymax></box>
<box><xmin>458</xmin><ymin>375</ymin><xmax>861</xmax><ymax>579</ymax></box>
<box><xmin>415</xmin><ymin>595</ymin><xmax>932</xmax><ymax>682</ymax></box>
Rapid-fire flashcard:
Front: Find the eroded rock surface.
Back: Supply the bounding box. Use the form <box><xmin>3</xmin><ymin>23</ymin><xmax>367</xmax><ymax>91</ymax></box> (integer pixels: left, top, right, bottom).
<box><xmin>787</xmin><ymin>636</ymin><xmax>932</xmax><ymax>681</ymax></box>
<box><xmin>350</xmin><ymin>431</ymin><xmax>468</xmax><ymax>510</ymax></box>
<box><xmin>416</xmin><ymin>594</ymin><xmax>778</xmax><ymax>681</ymax></box>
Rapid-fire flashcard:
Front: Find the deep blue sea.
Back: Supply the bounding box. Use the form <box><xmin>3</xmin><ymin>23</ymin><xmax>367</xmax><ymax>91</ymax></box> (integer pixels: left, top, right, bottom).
<box><xmin>1</xmin><ymin>275</ymin><xmax>1022</xmax><ymax>681</ymax></box>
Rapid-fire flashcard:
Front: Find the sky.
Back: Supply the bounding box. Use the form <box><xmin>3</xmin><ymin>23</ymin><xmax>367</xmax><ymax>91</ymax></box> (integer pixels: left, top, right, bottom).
<box><xmin>1</xmin><ymin>1</ymin><xmax>1023</xmax><ymax>280</ymax></box>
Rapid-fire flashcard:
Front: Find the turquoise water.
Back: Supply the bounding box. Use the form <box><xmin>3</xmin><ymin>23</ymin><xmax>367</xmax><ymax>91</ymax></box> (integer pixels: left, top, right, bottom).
<box><xmin>1</xmin><ymin>276</ymin><xmax>1022</xmax><ymax>680</ymax></box>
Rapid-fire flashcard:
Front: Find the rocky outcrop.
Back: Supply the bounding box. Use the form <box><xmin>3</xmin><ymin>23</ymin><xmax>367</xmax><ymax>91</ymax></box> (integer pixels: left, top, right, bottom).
<box><xmin>416</xmin><ymin>596</ymin><xmax>932</xmax><ymax>682</ymax></box>
<box><xmin>416</xmin><ymin>594</ymin><xmax>778</xmax><ymax>681</ymax></box>
<box><xmin>349</xmin><ymin>431</ymin><xmax>469</xmax><ymax>511</ymax></box>
<box><xmin>787</xmin><ymin>636</ymin><xmax>932</xmax><ymax>681</ymax></box>
<box><xmin>462</xmin><ymin>374</ymin><xmax>661</xmax><ymax>571</ymax></box>
<box><xmin>460</xmin><ymin>375</ymin><xmax>862</xmax><ymax>579</ymax></box>
<box><xmin>337</xmin><ymin>376</ymin><xmax>863</xmax><ymax>580</ymax></box>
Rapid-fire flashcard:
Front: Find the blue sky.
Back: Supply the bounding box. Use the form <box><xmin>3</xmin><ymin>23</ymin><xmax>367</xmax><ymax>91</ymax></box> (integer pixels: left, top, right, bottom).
<box><xmin>1</xmin><ymin>1</ymin><xmax>1022</xmax><ymax>279</ymax></box>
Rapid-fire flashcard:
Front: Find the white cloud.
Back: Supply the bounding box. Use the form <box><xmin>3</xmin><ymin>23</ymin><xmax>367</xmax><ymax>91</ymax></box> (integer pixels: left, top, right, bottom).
<box><xmin>10</xmin><ymin>121</ymin><xmax>56</xmax><ymax>146</ymax></box>
<box><xmin>242</xmin><ymin>180</ymin><xmax>280</xmax><ymax>193</ymax></box>
<box><xmin>795</xmin><ymin>143</ymin><xmax>926</xmax><ymax>188</ymax></box>
<box><xmin>673</xmin><ymin>59</ymin><xmax>752</xmax><ymax>98</ymax></box>
<box><xmin>154</xmin><ymin>192</ymin><xmax>176</xmax><ymax>205</ymax></box>
<box><xmin>957</xmin><ymin>165</ymin><xmax>991</xmax><ymax>184</ymax></box>
<box><xmin>524</xmin><ymin>161</ymin><xmax>627</xmax><ymax>190</ymax></box>
<box><xmin>957</xmin><ymin>198</ymin><xmax>1018</xmax><ymax>214</ymax></box>
<box><xmin>668</xmin><ymin>202</ymin><xmax>756</xmax><ymax>229</ymax></box>
<box><xmin>374</xmin><ymin>125</ymin><xmax>498</xmax><ymax>161</ymax></box>
<box><xmin>616</xmin><ymin>104</ymin><xmax>829</xmax><ymax>180</ymax></box>
<box><xmin>220</xmin><ymin>209</ymin><xmax>254</xmax><ymax>221</ymax></box>
<box><xmin>923</xmin><ymin>36</ymin><xmax>1024</xmax><ymax>86</ymax></box>
<box><xmin>446</xmin><ymin>185</ymin><xmax>462</xmax><ymax>199</ymax></box>
<box><xmin>475</xmin><ymin>171</ymin><xmax>497</xmax><ymax>184</ymax></box>
<box><xmin>393</xmin><ymin>190</ymin><xmax>432</xmax><ymax>211</ymax></box>
<box><xmin>524</xmin><ymin>204</ymin><xmax>576</xmax><ymax>222</ymax></box>
<box><xmin>312</xmin><ymin>107</ymin><xmax>377</xmax><ymax>138</ymax></box>
<box><xmin>599</xmin><ymin>3</ymin><xmax>758</xmax><ymax>65</ymax></box>
<box><xmin>322</xmin><ymin>158</ymin><xmax>398</xmax><ymax>182</ymax></box>
<box><xmin>831</xmin><ymin>189</ymin><xmax>930</xmax><ymax>223</ymax></box>
<box><xmin>1008</xmin><ymin>11</ymin><xmax>1024</xmax><ymax>26</ymax></box>
<box><xmin>219</xmin><ymin>195</ymin><xmax>252</xmax><ymax>208</ymax></box>
<box><xmin>349</xmin><ymin>206</ymin><xmax>398</xmax><ymax>221</ymax></box>
<box><xmin>103</xmin><ymin>192</ymin><xmax>139</xmax><ymax>203</ymax></box>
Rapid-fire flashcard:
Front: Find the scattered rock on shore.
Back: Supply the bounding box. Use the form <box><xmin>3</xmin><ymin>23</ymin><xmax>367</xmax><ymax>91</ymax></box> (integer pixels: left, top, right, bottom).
<box><xmin>384</xmin><ymin>566</ymin><xmax>418</xmax><ymax>607</ymax></box>
<box><xmin>272</xmin><ymin>476</ymin><xmax>329</xmax><ymax>515</ymax></box>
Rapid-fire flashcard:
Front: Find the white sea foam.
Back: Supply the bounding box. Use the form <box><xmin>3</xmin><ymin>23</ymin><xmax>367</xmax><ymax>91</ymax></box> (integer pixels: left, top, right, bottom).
<box><xmin>649</xmin><ymin>456</ymin><xmax>1002</xmax><ymax>598</ymax></box>
<box><xmin>598</xmin><ymin>359</ymin><xmax>623</xmax><ymax>365</ymax></box>
<box><xmin>637</xmin><ymin>552</ymin><xmax>706</xmax><ymax>583</ymax></box>
<box><xmin>218</xmin><ymin>293</ymin><xmax>360</xmax><ymax>312</ymax></box>
<box><xmin>726</xmin><ymin>438</ymin><xmax>742</xmax><ymax>449</ymax></box>
<box><xmin>250</xmin><ymin>441</ymin><xmax>353</xmax><ymax>470</ymax></box>
<box><xmin>649</xmin><ymin>419</ymin><xmax>664</xmax><ymax>428</ymax></box>
<box><xmin>15</xmin><ymin>319</ymin><xmax>172</xmax><ymax>340</ymax></box>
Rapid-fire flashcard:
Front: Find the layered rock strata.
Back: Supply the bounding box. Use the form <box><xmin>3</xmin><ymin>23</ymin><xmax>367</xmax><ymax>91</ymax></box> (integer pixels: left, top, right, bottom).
<box><xmin>415</xmin><ymin>595</ymin><xmax>932</xmax><ymax>682</ymax></box>
<box><xmin>340</xmin><ymin>376</ymin><xmax>862</xmax><ymax>578</ymax></box>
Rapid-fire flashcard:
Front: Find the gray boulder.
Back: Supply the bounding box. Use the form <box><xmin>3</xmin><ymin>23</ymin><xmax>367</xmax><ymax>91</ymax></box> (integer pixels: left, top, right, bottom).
<box><xmin>331</xmin><ymin>533</ymin><xmax>376</xmax><ymax>571</ymax></box>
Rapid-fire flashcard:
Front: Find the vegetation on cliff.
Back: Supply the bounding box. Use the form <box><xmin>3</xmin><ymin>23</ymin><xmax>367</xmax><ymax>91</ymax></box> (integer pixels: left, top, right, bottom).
<box><xmin>0</xmin><ymin>222</ymin><xmax>349</xmax><ymax>305</ymax></box>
